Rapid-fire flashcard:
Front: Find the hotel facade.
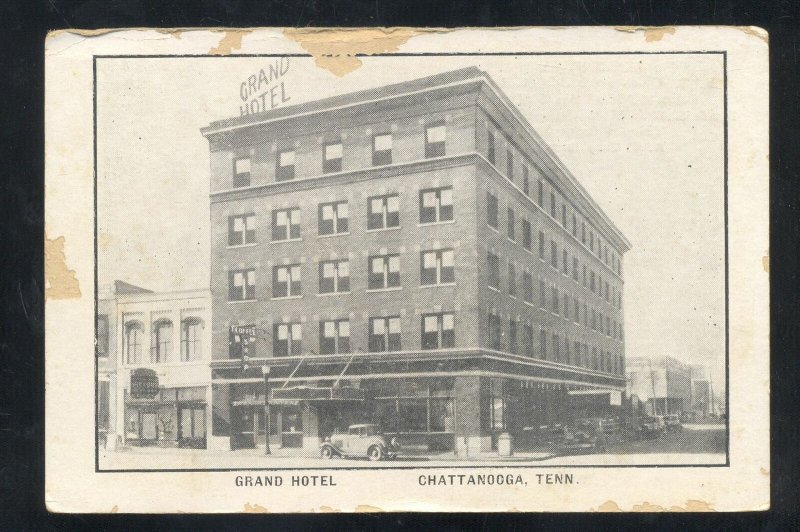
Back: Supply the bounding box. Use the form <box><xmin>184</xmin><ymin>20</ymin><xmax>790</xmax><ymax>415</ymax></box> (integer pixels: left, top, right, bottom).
<box><xmin>202</xmin><ymin>67</ymin><xmax>630</xmax><ymax>455</ymax></box>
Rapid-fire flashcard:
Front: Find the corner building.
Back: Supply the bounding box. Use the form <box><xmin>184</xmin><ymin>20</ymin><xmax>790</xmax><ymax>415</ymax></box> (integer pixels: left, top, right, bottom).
<box><xmin>203</xmin><ymin>67</ymin><xmax>630</xmax><ymax>455</ymax></box>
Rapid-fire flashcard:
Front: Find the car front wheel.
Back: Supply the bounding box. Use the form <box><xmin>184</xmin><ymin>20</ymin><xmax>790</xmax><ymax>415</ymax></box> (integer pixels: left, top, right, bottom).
<box><xmin>321</xmin><ymin>446</ymin><xmax>334</xmax><ymax>459</ymax></box>
<box><xmin>367</xmin><ymin>445</ymin><xmax>384</xmax><ymax>461</ymax></box>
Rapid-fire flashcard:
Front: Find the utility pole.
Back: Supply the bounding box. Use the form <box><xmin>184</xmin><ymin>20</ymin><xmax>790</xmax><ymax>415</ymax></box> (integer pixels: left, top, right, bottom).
<box><xmin>263</xmin><ymin>364</ymin><xmax>271</xmax><ymax>455</ymax></box>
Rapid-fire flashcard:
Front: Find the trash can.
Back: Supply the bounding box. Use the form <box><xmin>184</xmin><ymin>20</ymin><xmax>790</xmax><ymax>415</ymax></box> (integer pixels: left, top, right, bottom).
<box><xmin>497</xmin><ymin>432</ymin><xmax>513</xmax><ymax>456</ymax></box>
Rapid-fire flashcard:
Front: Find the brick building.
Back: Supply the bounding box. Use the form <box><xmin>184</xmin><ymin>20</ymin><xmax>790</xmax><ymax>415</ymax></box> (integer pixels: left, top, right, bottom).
<box><xmin>97</xmin><ymin>281</ymin><xmax>212</xmax><ymax>451</ymax></box>
<box><xmin>202</xmin><ymin>67</ymin><xmax>630</xmax><ymax>455</ymax></box>
<box><xmin>627</xmin><ymin>356</ymin><xmax>692</xmax><ymax>416</ymax></box>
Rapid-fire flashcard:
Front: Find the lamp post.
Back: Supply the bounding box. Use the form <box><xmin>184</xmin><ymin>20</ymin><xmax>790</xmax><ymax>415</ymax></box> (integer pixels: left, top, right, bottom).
<box><xmin>263</xmin><ymin>364</ymin><xmax>271</xmax><ymax>455</ymax></box>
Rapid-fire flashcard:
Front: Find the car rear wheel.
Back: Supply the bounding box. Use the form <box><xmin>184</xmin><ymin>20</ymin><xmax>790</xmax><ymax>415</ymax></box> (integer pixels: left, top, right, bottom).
<box><xmin>367</xmin><ymin>445</ymin><xmax>384</xmax><ymax>461</ymax></box>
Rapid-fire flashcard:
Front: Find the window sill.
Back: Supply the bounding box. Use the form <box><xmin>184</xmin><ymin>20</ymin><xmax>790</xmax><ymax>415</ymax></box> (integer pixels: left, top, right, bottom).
<box><xmin>509</xmin><ymin>294</ymin><xmax>517</xmax><ymax>299</ymax></box>
<box><xmin>271</xmin><ymin>238</ymin><xmax>303</xmax><ymax>244</ymax></box>
<box><xmin>317</xmin><ymin>292</ymin><xmax>351</xmax><ymax>297</ymax></box>
<box><xmin>227</xmin><ymin>243</ymin><xmax>258</xmax><ymax>249</ymax></box>
<box><xmin>271</xmin><ymin>295</ymin><xmax>303</xmax><ymax>301</ymax></box>
<box><xmin>523</xmin><ymin>301</ymin><xmax>535</xmax><ymax>307</ymax></box>
<box><xmin>228</xmin><ymin>299</ymin><xmax>258</xmax><ymax>304</ymax></box>
<box><xmin>420</xmin><ymin>283</ymin><xmax>456</xmax><ymax>289</ymax></box>
<box><xmin>487</xmin><ymin>225</ymin><xmax>500</xmax><ymax>233</ymax></box>
<box><xmin>487</xmin><ymin>285</ymin><xmax>500</xmax><ymax>293</ymax></box>
<box><xmin>366</xmin><ymin>286</ymin><xmax>403</xmax><ymax>293</ymax></box>
<box><xmin>365</xmin><ymin>226</ymin><xmax>402</xmax><ymax>233</ymax></box>
<box><xmin>418</xmin><ymin>220</ymin><xmax>455</xmax><ymax>228</ymax></box>
<box><xmin>318</xmin><ymin>232</ymin><xmax>350</xmax><ymax>239</ymax></box>
<box><xmin>508</xmin><ymin>237</ymin><xmax>517</xmax><ymax>244</ymax></box>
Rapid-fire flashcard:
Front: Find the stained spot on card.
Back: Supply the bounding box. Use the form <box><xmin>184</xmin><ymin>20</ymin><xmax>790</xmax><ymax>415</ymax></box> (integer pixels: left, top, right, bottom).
<box><xmin>614</xmin><ymin>26</ymin><xmax>676</xmax><ymax>42</ymax></box>
<box><xmin>594</xmin><ymin>499</ymin><xmax>716</xmax><ymax>512</ymax></box>
<box><xmin>762</xmin><ymin>253</ymin><xmax>769</xmax><ymax>273</ymax></box>
<box><xmin>243</xmin><ymin>502</ymin><xmax>269</xmax><ymax>513</ymax></box>
<box><xmin>283</xmin><ymin>28</ymin><xmax>424</xmax><ymax>77</ymax></box>
<box><xmin>354</xmin><ymin>504</ymin><xmax>383</xmax><ymax>512</ymax></box>
<box><xmin>210</xmin><ymin>30</ymin><xmax>253</xmax><ymax>56</ymax></box>
<box><xmin>45</xmin><ymin>233</ymin><xmax>81</xmax><ymax>300</ymax></box>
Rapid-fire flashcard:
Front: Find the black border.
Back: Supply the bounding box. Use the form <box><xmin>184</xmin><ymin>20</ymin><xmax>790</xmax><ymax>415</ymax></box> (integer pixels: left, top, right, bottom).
<box><xmin>93</xmin><ymin>51</ymin><xmax>730</xmax><ymax>473</ymax></box>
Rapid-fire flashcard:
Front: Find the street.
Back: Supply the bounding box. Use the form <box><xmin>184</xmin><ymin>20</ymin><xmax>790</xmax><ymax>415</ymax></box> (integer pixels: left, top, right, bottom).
<box><xmin>99</xmin><ymin>424</ymin><xmax>726</xmax><ymax>470</ymax></box>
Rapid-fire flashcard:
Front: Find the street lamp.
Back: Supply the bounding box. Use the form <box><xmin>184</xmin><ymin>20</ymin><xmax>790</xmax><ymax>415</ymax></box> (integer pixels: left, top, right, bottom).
<box><xmin>262</xmin><ymin>364</ymin><xmax>271</xmax><ymax>455</ymax></box>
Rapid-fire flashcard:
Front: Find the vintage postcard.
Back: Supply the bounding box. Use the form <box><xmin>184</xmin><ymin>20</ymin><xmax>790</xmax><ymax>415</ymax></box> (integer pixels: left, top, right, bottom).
<box><xmin>44</xmin><ymin>27</ymin><xmax>769</xmax><ymax>512</ymax></box>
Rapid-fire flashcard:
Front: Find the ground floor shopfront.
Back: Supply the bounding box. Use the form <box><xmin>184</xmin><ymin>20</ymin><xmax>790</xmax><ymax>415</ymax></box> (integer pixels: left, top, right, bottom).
<box><xmin>210</xmin><ymin>352</ymin><xmax>625</xmax><ymax>455</ymax></box>
<box><xmin>122</xmin><ymin>385</ymin><xmax>210</xmax><ymax>449</ymax></box>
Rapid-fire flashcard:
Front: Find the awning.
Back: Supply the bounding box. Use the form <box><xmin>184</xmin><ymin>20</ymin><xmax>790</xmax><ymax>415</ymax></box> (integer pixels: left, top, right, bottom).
<box><xmin>271</xmin><ymin>386</ymin><xmax>366</xmax><ymax>402</ymax></box>
<box><xmin>568</xmin><ymin>389</ymin><xmax>622</xmax><ymax>406</ymax></box>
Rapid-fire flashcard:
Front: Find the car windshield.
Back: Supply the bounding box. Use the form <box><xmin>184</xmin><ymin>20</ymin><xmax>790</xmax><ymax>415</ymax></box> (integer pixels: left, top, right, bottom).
<box><xmin>362</xmin><ymin>425</ymin><xmax>377</xmax><ymax>436</ymax></box>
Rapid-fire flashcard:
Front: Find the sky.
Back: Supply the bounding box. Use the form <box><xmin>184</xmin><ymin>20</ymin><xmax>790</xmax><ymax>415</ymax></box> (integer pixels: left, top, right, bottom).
<box><xmin>96</xmin><ymin>54</ymin><xmax>726</xmax><ymax>391</ymax></box>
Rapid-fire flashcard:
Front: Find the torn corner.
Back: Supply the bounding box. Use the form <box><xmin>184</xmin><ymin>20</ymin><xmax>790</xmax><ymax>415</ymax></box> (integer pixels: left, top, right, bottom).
<box><xmin>209</xmin><ymin>30</ymin><xmax>253</xmax><ymax>56</ymax></box>
<box><xmin>45</xmin><ymin>234</ymin><xmax>81</xmax><ymax>300</ymax></box>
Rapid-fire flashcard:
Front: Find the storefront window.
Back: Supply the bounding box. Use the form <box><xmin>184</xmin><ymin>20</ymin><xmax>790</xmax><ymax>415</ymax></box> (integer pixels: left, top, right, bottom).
<box><xmin>398</xmin><ymin>399</ymin><xmax>427</xmax><ymax>433</ymax></box>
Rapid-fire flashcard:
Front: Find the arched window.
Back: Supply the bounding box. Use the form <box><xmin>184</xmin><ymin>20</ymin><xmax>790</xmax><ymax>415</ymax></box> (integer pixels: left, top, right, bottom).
<box><xmin>151</xmin><ymin>319</ymin><xmax>173</xmax><ymax>363</ymax></box>
<box><xmin>125</xmin><ymin>321</ymin><xmax>144</xmax><ymax>364</ymax></box>
<box><xmin>181</xmin><ymin>318</ymin><xmax>203</xmax><ymax>361</ymax></box>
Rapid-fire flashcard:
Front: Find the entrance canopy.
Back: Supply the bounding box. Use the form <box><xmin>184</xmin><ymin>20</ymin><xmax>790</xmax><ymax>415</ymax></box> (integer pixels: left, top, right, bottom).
<box><xmin>568</xmin><ymin>388</ymin><xmax>622</xmax><ymax>406</ymax></box>
<box><xmin>271</xmin><ymin>386</ymin><xmax>366</xmax><ymax>402</ymax></box>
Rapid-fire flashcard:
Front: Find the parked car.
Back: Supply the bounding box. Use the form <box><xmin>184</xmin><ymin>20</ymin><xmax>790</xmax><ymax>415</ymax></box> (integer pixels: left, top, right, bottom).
<box><xmin>663</xmin><ymin>414</ymin><xmax>682</xmax><ymax>432</ymax></box>
<box><xmin>320</xmin><ymin>424</ymin><xmax>400</xmax><ymax>461</ymax></box>
<box><xmin>559</xmin><ymin>418</ymin><xmax>616</xmax><ymax>454</ymax></box>
<box><xmin>638</xmin><ymin>416</ymin><xmax>665</xmax><ymax>439</ymax></box>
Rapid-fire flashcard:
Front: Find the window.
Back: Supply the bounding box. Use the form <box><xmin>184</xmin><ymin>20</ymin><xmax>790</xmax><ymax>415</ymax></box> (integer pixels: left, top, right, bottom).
<box><xmin>572</xmin><ymin>214</ymin><xmax>577</xmax><ymax>236</ymax></box>
<box><xmin>229</xmin><ymin>269</ymin><xmax>256</xmax><ymax>301</ymax></box>
<box><xmin>574</xmin><ymin>299</ymin><xmax>580</xmax><ymax>323</ymax></box>
<box><xmin>550</xmin><ymin>191</ymin><xmax>556</xmax><ymax>217</ymax></box>
<box><xmin>273</xmin><ymin>323</ymin><xmax>302</xmax><ymax>357</ymax></box>
<box><xmin>561</xmin><ymin>204</ymin><xmax>567</xmax><ymax>227</ymax></box>
<box><xmin>273</xmin><ymin>264</ymin><xmax>301</xmax><ymax>298</ymax></box>
<box><xmin>276</xmin><ymin>150</ymin><xmax>295</xmax><ymax>181</ymax></box>
<box><xmin>373</xmin><ymin>133</ymin><xmax>393</xmax><ymax>165</ymax></box>
<box><xmin>581</xmin><ymin>222</ymin><xmax>586</xmax><ymax>244</ymax></box>
<box><xmin>522</xmin><ymin>219</ymin><xmax>532</xmax><ymax>251</ymax></box>
<box><xmin>369</xmin><ymin>316</ymin><xmax>401</xmax><ymax>352</ymax></box>
<box><xmin>565</xmin><ymin>337</ymin><xmax>571</xmax><ymax>364</ymax></box>
<box><xmin>523</xmin><ymin>166</ymin><xmax>530</xmax><ymax>195</ymax></box>
<box><xmin>319</xmin><ymin>319</ymin><xmax>350</xmax><ymax>355</ymax></box>
<box><xmin>538</xmin><ymin>231</ymin><xmax>545</xmax><ymax>259</ymax></box>
<box><xmin>488</xmin><ymin>313</ymin><xmax>502</xmax><ymax>350</ymax></box>
<box><xmin>151</xmin><ymin>319</ymin><xmax>173</xmax><ymax>363</ymax></box>
<box><xmin>523</xmin><ymin>272</ymin><xmax>533</xmax><ymax>303</ymax></box>
<box><xmin>574</xmin><ymin>340</ymin><xmax>582</xmax><ymax>366</ymax></box>
<box><xmin>487</xmin><ymin>252</ymin><xmax>500</xmax><ymax>289</ymax></box>
<box><xmin>233</xmin><ymin>157</ymin><xmax>251</xmax><ymax>188</ymax></box>
<box><xmin>369</xmin><ymin>254</ymin><xmax>400</xmax><ymax>290</ymax></box>
<box><xmin>181</xmin><ymin>318</ymin><xmax>203</xmax><ymax>361</ymax></box>
<box><xmin>591</xmin><ymin>308</ymin><xmax>597</xmax><ymax>331</ymax></box>
<box><xmin>486</xmin><ymin>192</ymin><xmax>499</xmax><ymax>229</ymax></box>
<box><xmin>318</xmin><ymin>201</ymin><xmax>348</xmax><ymax>235</ymax></box>
<box><xmin>319</xmin><ymin>260</ymin><xmax>349</xmax><ymax>294</ymax></box>
<box><xmin>487</xmin><ymin>130</ymin><xmax>496</xmax><ymax>164</ymax></box>
<box><xmin>572</xmin><ymin>257</ymin><xmax>579</xmax><ymax>281</ymax></box>
<box><xmin>563</xmin><ymin>294</ymin><xmax>570</xmax><ymax>320</ymax></box>
<box><xmin>606</xmin><ymin>316</ymin><xmax>612</xmax><ymax>337</ymax></box>
<box><xmin>421</xmin><ymin>249</ymin><xmax>455</xmax><ymax>285</ymax></box>
<box><xmin>539</xmin><ymin>279</ymin><xmax>546</xmax><ymax>308</ymax></box>
<box><xmin>425</xmin><ymin>122</ymin><xmax>446</xmax><ymax>158</ymax></box>
<box><xmin>419</xmin><ymin>187</ymin><xmax>453</xmax><ymax>223</ymax></box>
<box><xmin>97</xmin><ymin>315</ymin><xmax>109</xmax><ymax>358</ymax></box>
<box><xmin>562</xmin><ymin>249</ymin><xmax>569</xmax><ymax>274</ymax></box>
<box><xmin>553</xmin><ymin>333</ymin><xmax>560</xmax><ymax>362</ymax></box>
<box><xmin>537</xmin><ymin>180</ymin><xmax>543</xmax><ymax>206</ymax></box>
<box><xmin>271</xmin><ymin>207</ymin><xmax>300</xmax><ymax>241</ymax></box>
<box><xmin>229</xmin><ymin>214</ymin><xmax>256</xmax><ymax>246</ymax></box>
<box><xmin>507</xmin><ymin>208</ymin><xmax>515</xmax><ymax>240</ymax></box>
<box><xmin>524</xmin><ymin>325</ymin><xmax>534</xmax><ymax>357</ymax></box>
<box><xmin>552</xmin><ymin>286</ymin><xmax>559</xmax><ymax>314</ymax></box>
<box><xmin>590</xmin><ymin>231</ymin><xmax>595</xmax><ymax>253</ymax></box>
<box><xmin>509</xmin><ymin>319</ymin><xmax>518</xmax><ymax>354</ymax></box>
<box><xmin>539</xmin><ymin>329</ymin><xmax>547</xmax><ymax>360</ymax></box>
<box><xmin>590</xmin><ymin>270</ymin><xmax>596</xmax><ymax>292</ymax></box>
<box><xmin>550</xmin><ymin>240</ymin><xmax>558</xmax><ymax>268</ymax></box>
<box><xmin>422</xmin><ymin>313</ymin><xmax>455</xmax><ymax>349</ymax></box>
<box><xmin>125</xmin><ymin>321</ymin><xmax>144</xmax><ymax>364</ymax></box>
<box><xmin>508</xmin><ymin>263</ymin><xmax>517</xmax><ymax>297</ymax></box>
<box><xmin>323</xmin><ymin>141</ymin><xmax>343</xmax><ymax>173</ymax></box>
<box><xmin>506</xmin><ymin>149</ymin><xmax>514</xmax><ymax>180</ymax></box>
<box><xmin>368</xmin><ymin>194</ymin><xmax>400</xmax><ymax>230</ymax></box>
<box><xmin>582</xmin><ymin>265</ymin><xmax>587</xmax><ymax>287</ymax></box>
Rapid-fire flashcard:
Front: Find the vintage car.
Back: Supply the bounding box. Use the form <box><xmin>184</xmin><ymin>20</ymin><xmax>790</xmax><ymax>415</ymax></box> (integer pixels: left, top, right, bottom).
<box><xmin>559</xmin><ymin>418</ymin><xmax>618</xmax><ymax>454</ymax></box>
<box><xmin>320</xmin><ymin>424</ymin><xmax>400</xmax><ymax>461</ymax></box>
<box><xmin>663</xmin><ymin>414</ymin><xmax>683</xmax><ymax>432</ymax></box>
<box><xmin>638</xmin><ymin>415</ymin><xmax>665</xmax><ymax>439</ymax></box>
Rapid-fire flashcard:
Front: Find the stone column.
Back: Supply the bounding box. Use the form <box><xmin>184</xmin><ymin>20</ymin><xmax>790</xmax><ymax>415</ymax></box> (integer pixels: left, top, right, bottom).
<box><xmin>302</xmin><ymin>403</ymin><xmax>320</xmax><ymax>451</ymax></box>
<box><xmin>453</xmin><ymin>375</ymin><xmax>490</xmax><ymax>456</ymax></box>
